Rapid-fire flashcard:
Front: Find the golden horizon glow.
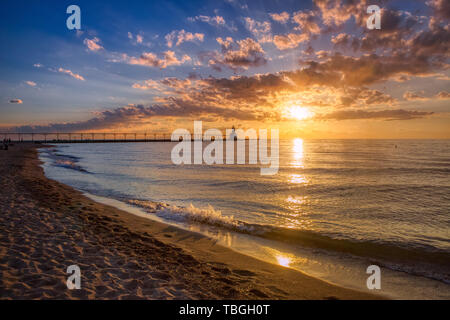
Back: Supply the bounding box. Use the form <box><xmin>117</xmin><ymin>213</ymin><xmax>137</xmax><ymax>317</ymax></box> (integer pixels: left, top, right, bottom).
<box><xmin>288</xmin><ymin>106</ymin><xmax>314</xmax><ymax>121</ymax></box>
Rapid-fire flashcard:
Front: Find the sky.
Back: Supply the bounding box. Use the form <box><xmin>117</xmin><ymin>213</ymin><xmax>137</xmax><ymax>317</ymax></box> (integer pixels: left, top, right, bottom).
<box><xmin>0</xmin><ymin>0</ymin><xmax>449</xmax><ymax>138</ymax></box>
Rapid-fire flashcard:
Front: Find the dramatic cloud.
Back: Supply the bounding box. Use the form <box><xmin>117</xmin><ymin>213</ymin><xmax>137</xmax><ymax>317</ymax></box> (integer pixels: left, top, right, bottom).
<box><xmin>407</xmin><ymin>24</ymin><xmax>450</xmax><ymax>57</ymax></box>
<box><xmin>200</xmin><ymin>37</ymin><xmax>267</xmax><ymax>71</ymax></box>
<box><xmin>130</xmin><ymin>69</ymin><xmax>400</xmax><ymax>126</ymax></box>
<box><xmin>326</xmin><ymin>5</ymin><xmax>447</xmax><ymax>60</ymax></box>
<box><xmin>299</xmin><ymin>52</ymin><xmax>445</xmax><ymax>87</ymax></box>
<box><xmin>9</xmin><ymin>99</ymin><xmax>23</xmax><ymax>104</ymax></box>
<box><xmin>165</xmin><ymin>30</ymin><xmax>204</xmax><ymax>48</ymax></box>
<box><xmin>6</xmin><ymin>0</ymin><xmax>448</xmax><ymax>136</ymax></box>
<box><xmin>58</xmin><ymin>68</ymin><xmax>85</xmax><ymax>81</ymax></box>
<box><xmin>83</xmin><ymin>37</ymin><xmax>103</xmax><ymax>52</ymax></box>
<box><xmin>318</xmin><ymin>109</ymin><xmax>434</xmax><ymax>121</ymax></box>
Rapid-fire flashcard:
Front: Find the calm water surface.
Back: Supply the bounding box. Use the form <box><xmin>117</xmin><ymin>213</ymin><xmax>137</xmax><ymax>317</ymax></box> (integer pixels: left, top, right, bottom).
<box><xmin>39</xmin><ymin>139</ymin><xmax>450</xmax><ymax>299</ymax></box>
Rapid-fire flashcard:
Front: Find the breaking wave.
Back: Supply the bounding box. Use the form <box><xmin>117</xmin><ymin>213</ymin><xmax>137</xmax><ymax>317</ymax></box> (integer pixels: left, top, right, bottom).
<box><xmin>127</xmin><ymin>198</ymin><xmax>450</xmax><ymax>284</ymax></box>
<box><xmin>127</xmin><ymin>199</ymin><xmax>258</xmax><ymax>233</ymax></box>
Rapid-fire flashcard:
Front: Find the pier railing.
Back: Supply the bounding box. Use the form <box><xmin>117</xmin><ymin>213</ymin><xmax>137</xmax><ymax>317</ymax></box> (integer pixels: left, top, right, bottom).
<box><xmin>0</xmin><ymin>132</ymin><xmax>244</xmax><ymax>143</ymax></box>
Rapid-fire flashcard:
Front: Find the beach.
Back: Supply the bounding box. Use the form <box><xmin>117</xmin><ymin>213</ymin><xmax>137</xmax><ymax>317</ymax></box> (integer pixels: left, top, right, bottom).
<box><xmin>0</xmin><ymin>143</ymin><xmax>380</xmax><ymax>300</ymax></box>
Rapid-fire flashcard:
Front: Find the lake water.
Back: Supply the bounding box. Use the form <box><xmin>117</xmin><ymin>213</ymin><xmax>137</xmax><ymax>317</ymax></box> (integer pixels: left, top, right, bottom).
<box><xmin>39</xmin><ymin>139</ymin><xmax>450</xmax><ymax>299</ymax></box>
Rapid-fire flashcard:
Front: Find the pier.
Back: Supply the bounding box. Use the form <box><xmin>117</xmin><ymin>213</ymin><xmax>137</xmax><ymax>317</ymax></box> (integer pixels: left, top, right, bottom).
<box><xmin>0</xmin><ymin>132</ymin><xmax>177</xmax><ymax>143</ymax></box>
<box><xmin>0</xmin><ymin>132</ymin><xmax>240</xmax><ymax>143</ymax></box>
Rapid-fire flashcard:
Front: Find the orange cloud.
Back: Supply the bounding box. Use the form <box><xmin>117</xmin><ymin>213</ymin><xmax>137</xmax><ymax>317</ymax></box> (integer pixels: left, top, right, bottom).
<box><xmin>165</xmin><ymin>29</ymin><xmax>204</xmax><ymax>48</ymax></box>
<box><xmin>84</xmin><ymin>37</ymin><xmax>103</xmax><ymax>52</ymax></box>
<box><xmin>244</xmin><ymin>17</ymin><xmax>272</xmax><ymax>42</ymax></box>
<box><xmin>292</xmin><ymin>10</ymin><xmax>321</xmax><ymax>34</ymax></box>
<box><xmin>125</xmin><ymin>51</ymin><xmax>191</xmax><ymax>69</ymax></box>
<box><xmin>272</xmin><ymin>33</ymin><xmax>309</xmax><ymax>50</ymax></box>
<box><xmin>58</xmin><ymin>68</ymin><xmax>85</xmax><ymax>81</ymax></box>
<box><xmin>403</xmin><ymin>91</ymin><xmax>427</xmax><ymax>101</ymax></box>
<box><xmin>270</xmin><ymin>12</ymin><xmax>290</xmax><ymax>24</ymax></box>
<box><xmin>25</xmin><ymin>81</ymin><xmax>36</xmax><ymax>87</ymax></box>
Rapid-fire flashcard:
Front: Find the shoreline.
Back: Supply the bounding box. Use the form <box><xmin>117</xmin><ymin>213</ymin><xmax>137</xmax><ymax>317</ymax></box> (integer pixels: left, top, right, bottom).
<box><xmin>0</xmin><ymin>143</ymin><xmax>382</xmax><ymax>299</ymax></box>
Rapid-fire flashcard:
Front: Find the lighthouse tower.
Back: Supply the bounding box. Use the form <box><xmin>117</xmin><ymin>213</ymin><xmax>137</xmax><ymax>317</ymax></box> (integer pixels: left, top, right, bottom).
<box><xmin>229</xmin><ymin>125</ymin><xmax>238</xmax><ymax>141</ymax></box>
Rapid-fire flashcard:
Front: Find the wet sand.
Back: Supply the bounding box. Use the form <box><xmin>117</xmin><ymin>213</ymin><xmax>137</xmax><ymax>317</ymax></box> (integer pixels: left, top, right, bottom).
<box><xmin>0</xmin><ymin>143</ymin><xmax>382</xmax><ymax>299</ymax></box>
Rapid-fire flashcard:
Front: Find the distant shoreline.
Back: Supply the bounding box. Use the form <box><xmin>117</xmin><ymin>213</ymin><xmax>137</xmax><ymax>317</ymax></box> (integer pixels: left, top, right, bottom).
<box><xmin>0</xmin><ymin>143</ymin><xmax>381</xmax><ymax>300</ymax></box>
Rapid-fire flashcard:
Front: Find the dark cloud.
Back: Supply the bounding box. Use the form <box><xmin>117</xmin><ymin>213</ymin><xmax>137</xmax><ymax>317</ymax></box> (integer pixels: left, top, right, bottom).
<box><xmin>427</xmin><ymin>0</ymin><xmax>450</xmax><ymax>20</ymax></box>
<box><xmin>324</xmin><ymin>3</ymin><xmax>448</xmax><ymax>65</ymax></box>
<box><xmin>10</xmin><ymin>102</ymin><xmax>272</xmax><ymax>133</ymax></box>
<box><xmin>199</xmin><ymin>37</ymin><xmax>267</xmax><ymax>72</ymax></box>
<box><xmin>403</xmin><ymin>91</ymin><xmax>427</xmax><ymax>101</ymax></box>
<box><xmin>436</xmin><ymin>91</ymin><xmax>450</xmax><ymax>99</ymax></box>
<box><xmin>300</xmin><ymin>52</ymin><xmax>444</xmax><ymax>87</ymax></box>
<box><xmin>407</xmin><ymin>24</ymin><xmax>450</xmax><ymax>57</ymax></box>
<box><xmin>332</xmin><ymin>33</ymin><xmax>360</xmax><ymax>51</ymax></box>
<box><xmin>339</xmin><ymin>88</ymin><xmax>396</xmax><ymax>106</ymax></box>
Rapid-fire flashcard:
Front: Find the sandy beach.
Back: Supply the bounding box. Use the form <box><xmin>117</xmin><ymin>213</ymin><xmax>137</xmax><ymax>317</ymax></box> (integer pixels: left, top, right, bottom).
<box><xmin>0</xmin><ymin>143</ymin><xmax>381</xmax><ymax>300</ymax></box>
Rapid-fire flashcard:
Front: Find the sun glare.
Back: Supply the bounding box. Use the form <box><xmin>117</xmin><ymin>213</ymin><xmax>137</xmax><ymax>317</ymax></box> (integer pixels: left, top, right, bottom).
<box><xmin>276</xmin><ymin>255</ymin><xmax>292</xmax><ymax>267</ymax></box>
<box><xmin>289</xmin><ymin>106</ymin><xmax>313</xmax><ymax>120</ymax></box>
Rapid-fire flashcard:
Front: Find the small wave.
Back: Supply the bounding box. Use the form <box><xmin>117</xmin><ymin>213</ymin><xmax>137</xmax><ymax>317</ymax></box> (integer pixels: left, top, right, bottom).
<box><xmin>42</xmin><ymin>148</ymin><xmax>90</xmax><ymax>173</ymax></box>
<box><xmin>261</xmin><ymin>228</ymin><xmax>450</xmax><ymax>283</ymax></box>
<box><xmin>158</xmin><ymin>204</ymin><xmax>254</xmax><ymax>232</ymax></box>
<box><xmin>126</xmin><ymin>199</ymin><xmax>259</xmax><ymax>233</ymax></box>
<box><xmin>126</xmin><ymin>198</ymin><xmax>450</xmax><ymax>284</ymax></box>
<box><xmin>127</xmin><ymin>199</ymin><xmax>165</xmax><ymax>212</ymax></box>
<box><xmin>54</xmin><ymin>159</ymin><xmax>89</xmax><ymax>173</ymax></box>
<box><xmin>54</xmin><ymin>153</ymin><xmax>81</xmax><ymax>161</ymax></box>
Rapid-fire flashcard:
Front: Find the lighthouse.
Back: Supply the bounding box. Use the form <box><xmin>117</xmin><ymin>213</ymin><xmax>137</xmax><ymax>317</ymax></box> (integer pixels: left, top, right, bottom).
<box><xmin>229</xmin><ymin>125</ymin><xmax>238</xmax><ymax>141</ymax></box>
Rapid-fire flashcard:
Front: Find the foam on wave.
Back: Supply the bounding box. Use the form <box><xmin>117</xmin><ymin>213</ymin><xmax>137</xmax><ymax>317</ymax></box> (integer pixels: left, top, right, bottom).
<box><xmin>127</xmin><ymin>199</ymin><xmax>257</xmax><ymax>233</ymax></box>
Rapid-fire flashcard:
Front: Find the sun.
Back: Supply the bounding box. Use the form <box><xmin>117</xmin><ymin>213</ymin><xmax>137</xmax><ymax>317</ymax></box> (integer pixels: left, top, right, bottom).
<box><xmin>288</xmin><ymin>106</ymin><xmax>313</xmax><ymax>120</ymax></box>
<box><xmin>276</xmin><ymin>255</ymin><xmax>291</xmax><ymax>267</ymax></box>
